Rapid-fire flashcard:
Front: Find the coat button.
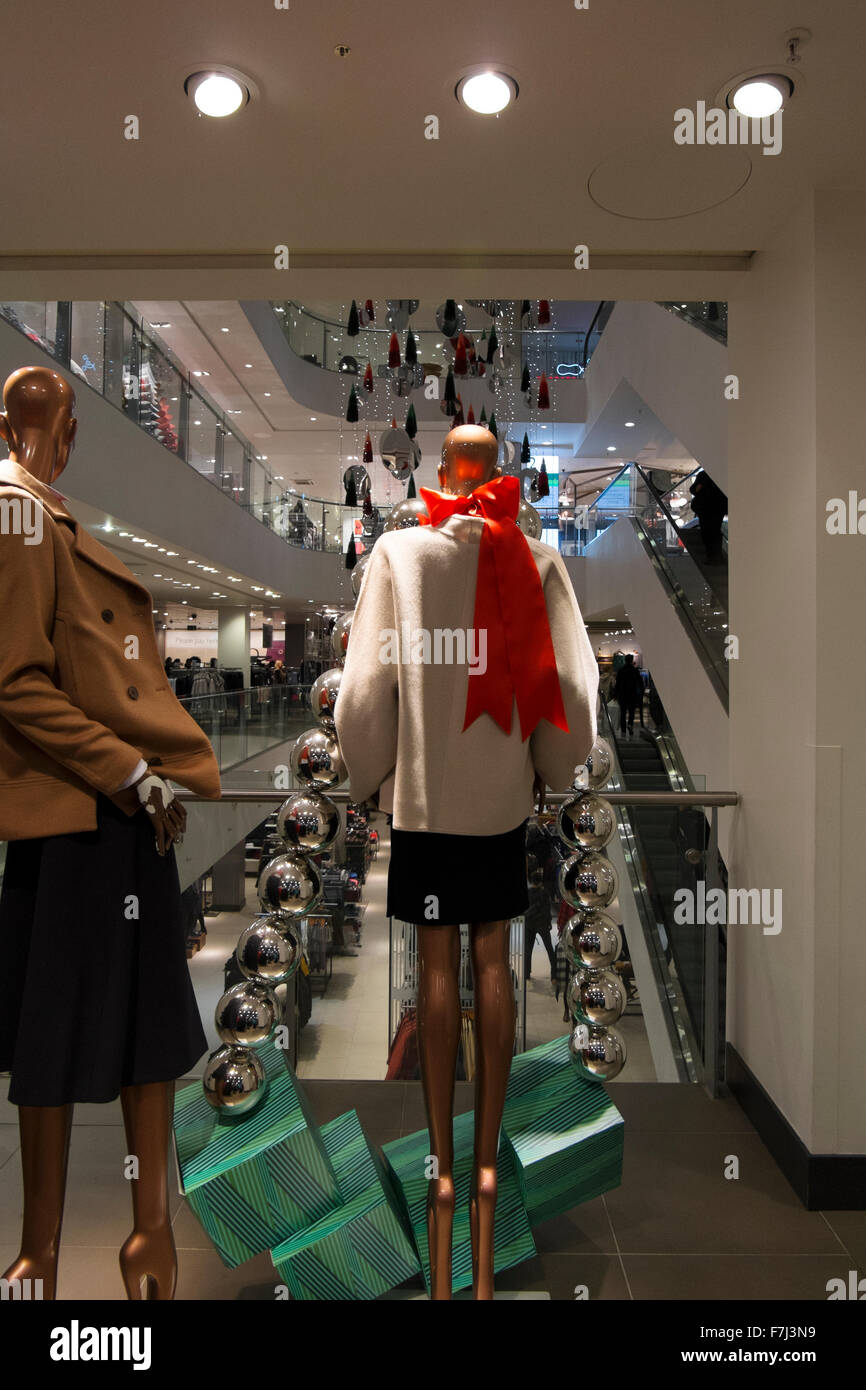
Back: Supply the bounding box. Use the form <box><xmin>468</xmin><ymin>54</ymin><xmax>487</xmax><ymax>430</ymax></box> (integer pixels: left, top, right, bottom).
<box><xmin>101</xmin><ymin>609</ymin><xmax>114</xmax><ymax>623</ymax></box>
<box><xmin>127</xmin><ymin>686</ymin><xmax>139</xmax><ymax>700</ymax></box>
<box><xmin>150</xmin><ymin>757</ymin><xmax>163</xmax><ymax>766</ymax></box>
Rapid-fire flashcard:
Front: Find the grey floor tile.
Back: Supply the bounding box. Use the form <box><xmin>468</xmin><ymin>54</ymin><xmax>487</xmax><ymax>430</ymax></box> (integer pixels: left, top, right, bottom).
<box><xmin>531</xmin><ymin>1195</ymin><xmax>616</xmax><ymax>1255</ymax></box>
<box><xmin>496</xmin><ymin>1251</ymin><xmax>630</xmax><ymax>1300</ymax></box>
<box><xmin>608</xmin><ymin>1083</ymin><xmax>754</xmax><ymax>1132</ymax></box>
<box><xmin>304</xmin><ymin>1079</ymin><xmax>405</xmax><ymax>1131</ymax></box>
<box><xmin>605</xmin><ymin>1131</ymin><xmax>841</xmax><ymax>1256</ymax></box>
<box><xmin>0</xmin><ymin>1125</ymin><xmax>19</xmax><ymax>1171</ymax></box>
<box><xmin>821</xmin><ymin>1211</ymin><xmax>866</xmax><ymax>1266</ymax></box>
<box><xmin>622</xmin><ymin>1253</ymin><xmax>857</xmax><ymax>1301</ymax></box>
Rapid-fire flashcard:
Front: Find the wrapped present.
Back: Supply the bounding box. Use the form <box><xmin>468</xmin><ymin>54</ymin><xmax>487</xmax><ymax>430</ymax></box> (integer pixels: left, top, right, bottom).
<box><xmin>382</xmin><ymin>1108</ymin><xmax>536</xmax><ymax>1296</ymax></box>
<box><xmin>174</xmin><ymin>1044</ymin><xmax>341</xmax><ymax>1268</ymax></box>
<box><xmin>502</xmin><ymin>1035</ymin><xmax>624</xmax><ymax>1227</ymax></box>
<box><xmin>272</xmin><ymin>1109</ymin><xmax>421</xmax><ymax>1300</ymax></box>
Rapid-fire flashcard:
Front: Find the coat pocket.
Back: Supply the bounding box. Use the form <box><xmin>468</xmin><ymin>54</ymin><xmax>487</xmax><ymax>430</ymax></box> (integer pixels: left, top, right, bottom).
<box><xmin>51</xmin><ymin>615</ymin><xmax>80</xmax><ymax>703</ymax></box>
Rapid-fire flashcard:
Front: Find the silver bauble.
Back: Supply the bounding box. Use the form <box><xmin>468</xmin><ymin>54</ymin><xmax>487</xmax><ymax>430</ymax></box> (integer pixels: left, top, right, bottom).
<box><xmin>565</xmin><ymin>910</ymin><xmax>622</xmax><ymax>970</ymax></box>
<box><xmin>331</xmin><ymin>612</ymin><xmax>353</xmax><ymax>661</ymax></box>
<box><xmin>202</xmin><ymin>1045</ymin><xmax>267</xmax><ymax>1114</ymax></box>
<box><xmin>215</xmin><ymin>981</ymin><xmax>279</xmax><ymax>1047</ymax></box>
<box><xmin>502</xmin><ymin>439</ymin><xmax>516</xmax><ymax>467</ymax></box>
<box><xmin>350</xmin><ymin>551</ymin><xmax>371</xmax><ymax>598</ymax></box>
<box><xmin>237</xmin><ymin>912</ymin><xmax>304</xmax><ymax>980</ymax></box>
<box><xmin>257</xmin><ymin>852</ymin><xmax>322</xmax><ymax>917</ymax></box>
<box><xmin>384</xmin><ymin>497</ymin><xmax>428</xmax><ymax>531</ymax></box>
<box><xmin>435</xmin><ymin>301</ymin><xmax>466</xmax><ymax>337</ymax></box>
<box><xmin>569</xmin><ymin>1024</ymin><xmax>627</xmax><ymax>1081</ymax></box>
<box><xmin>569</xmin><ymin>968</ymin><xmax>627</xmax><ymax>1027</ymax></box>
<box><xmin>385</xmin><ymin>300</ymin><xmax>417</xmax><ymax>332</ymax></box>
<box><xmin>379</xmin><ymin>427</ymin><xmax>415</xmax><ymax>481</ymax></box>
<box><xmin>558</xmin><ymin>793</ymin><xmax>616</xmax><ymax>853</ymax></box>
<box><xmin>309</xmin><ymin>668</ymin><xmax>342</xmax><ymax>728</ymax></box>
<box><xmin>338</xmin><ymin>355</ymin><xmax>359</xmax><ymax>375</ymax></box>
<box><xmin>487</xmin><ymin>369</ymin><xmax>503</xmax><ymax>396</ymax></box>
<box><xmin>391</xmin><ymin>364</ymin><xmax>415</xmax><ymax>397</ymax></box>
<box><xmin>579</xmin><ymin>738</ymin><xmax>614</xmax><ymax>791</ymax></box>
<box><xmin>516</xmin><ymin>500</ymin><xmax>542</xmax><ymax>538</ymax></box>
<box><xmin>290</xmin><ymin>727</ymin><xmax>346</xmax><ymax>788</ymax></box>
<box><xmin>277</xmin><ymin>790</ymin><xmax>340</xmax><ymax>853</ymax></box>
<box><xmin>559</xmin><ymin>851</ymin><xmax>619</xmax><ymax>910</ymax></box>
<box><xmin>343</xmin><ymin>463</ymin><xmax>370</xmax><ymax>495</ymax></box>
<box><xmin>361</xmin><ymin>506</ymin><xmax>381</xmax><ymax>535</ymax></box>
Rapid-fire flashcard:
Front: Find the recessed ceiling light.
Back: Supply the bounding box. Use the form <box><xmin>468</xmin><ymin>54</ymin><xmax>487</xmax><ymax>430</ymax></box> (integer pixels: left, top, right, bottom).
<box><xmin>263</xmin><ymin>392</ymin><xmax>271</xmax><ymax>397</ymax></box>
<box><xmin>607</xmin><ymin>446</ymin><xmax>617</xmax><ymax>453</ymax></box>
<box><xmin>729</xmin><ymin>74</ymin><xmax>791</xmax><ymax>118</ymax></box>
<box><xmin>150</xmin><ymin>322</ymin><xmax>171</xmax><ymax>329</ymax></box>
<box><xmin>624</xmin><ymin>421</ymin><xmax>636</xmax><ymax>428</ymax></box>
<box><xmin>456</xmin><ymin>70</ymin><xmax>518</xmax><ymax>115</ymax></box>
<box><xmin>186</xmin><ymin>70</ymin><xmax>250</xmax><ymax>118</ymax></box>
<box><xmin>310</xmin><ymin>416</ymin><xmax>317</xmax><ymax>422</ymax></box>
<box><xmin>220</xmin><ymin>327</ymin><xmax>230</xmax><ymax>333</ymax></box>
<box><xmin>245</xmin><ymin>363</ymin><xmax>253</xmax><ymax>369</ymax></box>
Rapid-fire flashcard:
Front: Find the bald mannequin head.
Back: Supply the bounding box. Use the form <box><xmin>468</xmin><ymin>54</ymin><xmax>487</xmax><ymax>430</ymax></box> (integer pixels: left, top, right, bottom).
<box><xmin>438</xmin><ymin>424</ymin><xmax>500</xmax><ymax>497</ymax></box>
<box><xmin>0</xmin><ymin>367</ymin><xmax>77</xmax><ymax>485</ymax></box>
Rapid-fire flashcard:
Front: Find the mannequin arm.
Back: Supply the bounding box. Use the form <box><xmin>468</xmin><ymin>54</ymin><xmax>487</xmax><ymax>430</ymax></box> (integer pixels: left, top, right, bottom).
<box><xmin>529</xmin><ymin>550</ymin><xmax>598</xmax><ymax>789</ymax></box>
<box><xmin>334</xmin><ymin>542</ymin><xmax>398</xmax><ymax>804</ymax></box>
<box><xmin>0</xmin><ymin>521</ymin><xmax>144</xmax><ymax>803</ymax></box>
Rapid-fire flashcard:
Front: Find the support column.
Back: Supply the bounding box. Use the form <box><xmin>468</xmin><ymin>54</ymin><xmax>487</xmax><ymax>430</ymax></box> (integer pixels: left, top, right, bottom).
<box><xmin>217</xmin><ymin>607</ymin><xmax>250</xmax><ymax>686</ymax></box>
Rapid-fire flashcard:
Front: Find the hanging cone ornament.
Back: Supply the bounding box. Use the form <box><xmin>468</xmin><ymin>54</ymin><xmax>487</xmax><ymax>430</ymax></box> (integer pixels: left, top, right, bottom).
<box><xmin>520</xmin><ymin>363</ymin><xmax>531</xmax><ymax>394</ymax></box>
<box><xmin>363</xmin><ymin>431</ymin><xmax>373</xmax><ymax>464</ymax></box>
<box><xmin>391</xmin><ymin>415</ymin><xmax>397</xmax><ymax>429</ymax></box>
<box><xmin>538</xmin><ymin>460</ymin><xmax>550</xmax><ymax>498</ymax></box>
<box><xmin>453</xmin><ymin>333</ymin><xmax>469</xmax><ymax>377</ymax></box>
<box><xmin>479</xmin><ymin>405</ymin><xmax>488</xmax><ymax>424</ymax></box>
<box><xmin>363</xmin><ymin>361</ymin><xmax>374</xmax><ymax>393</ymax></box>
<box><xmin>346</xmin><ymin>386</ymin><xmax>359</xmax><ymax>423</ymax></box>
<box><xmin>345</xmin><ymin>474</ymin><xmax>358</xmax><ymax>507</ymax></box>
<box><xmin>405</xmin><ymin>402</ymin><xmax>418</xmax><ymax>439</ymax></box>
<box><xmin>486</xmin><ymin>326</ymin><xmax>498</xmax><ymax>365</ymax></box>
<box><xmin>363</xmin><ymin>491</ymin><xmax>373</xmax><ymax>516</ymax></box>
<box><xmin>538</xmin><ymin>300</ymin><xmax>551</xmax><ymax>325</ymax></box>
<box><xmin>453</xmin><ymin>396</ymin><xmax>465</xmax><ymax>427</ymax></box>
<box><xmin>488</xmin><ymin>411</ymin><xmax>498</xmax><ymax>439</ymax></box>
<box><xmin>407</xmin><ymin>473</ymin><xmax>417</xmax><ymax>499</ymax></box>
<box><xmin>388</xmin><ymin>332</ymin><xmax>401</xmax><ymax>369</ymax></box>
<box><xmin>537</xmin><ymin>373</ymin><xmax>550</xmax><ymax>410</ymax></box>
<box><xmin>365</xmin><ymin>299</ymin><xmax>375</xmax><ymax>323</ymax></box>
<box><xmin>467</xmin><ymin>403</ymin><xmax>476</xmax><ymax>424</ymax></box>
<box><xmin>405</xmin><ymin>329</ymin><xmax>418</xmax><ymax>366</ymax></box>
<box><xmin>347</xmin><ymin>300</ymin><xmax>360</xmax><ymax>337</ymax></box>
<box><xmin>444</xmin><ymin>366</ymin><xmax>456</xmax><ymax>405</ymax></box>
<box><xmin>345</xmin><ymin>531</ymin><xmax>357</xmax><ymax>569</ymax></box>
<box><xmin>521</xmin><ymin>432</ymin><xmax>531</xmax><ymax>464</ymax></box>
<box><xmin>520</xmin><ymin>299</ymin><xmax>531</xmax><ymax>322</ymax></box>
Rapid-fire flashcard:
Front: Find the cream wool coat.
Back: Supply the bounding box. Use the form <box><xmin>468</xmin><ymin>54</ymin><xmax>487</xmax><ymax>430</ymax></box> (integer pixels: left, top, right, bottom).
<box><xmin>335</xmin><ymin>514</ymin><xmax>599</xmax><ymax>836</ymax></box>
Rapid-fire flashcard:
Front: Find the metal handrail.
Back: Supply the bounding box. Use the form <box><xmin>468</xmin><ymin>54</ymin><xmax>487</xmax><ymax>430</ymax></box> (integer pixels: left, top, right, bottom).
<box><xmin>177</xmin><ymin>788</ymin><xmax>738</xmax><ymax>805</ymax></box>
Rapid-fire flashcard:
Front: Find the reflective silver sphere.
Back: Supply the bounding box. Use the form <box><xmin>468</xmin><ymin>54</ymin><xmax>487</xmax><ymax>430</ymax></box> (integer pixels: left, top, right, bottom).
<box><xmin>558</xmin><ymin>851</ymin><xmax>619</xmax><ymax>910</ymax></box>
<box><xmin>309</xmin><ymin>668</ymin><xmax>342</xmax><ymax>728</ymax></box>
<box><xmin>237</xmin><ymin>912</ymin><xmax>303</xmax><ymax>981</ymax></box>
<box><xmin>343</xmin><ymin>462</ymin><xmax>369</xmax><ymax>493</ymax></box>
<box><xmin>202</xmin><ymin>1045</ymin><xmax>267</xmax><ymax>1114</ymax></box>
<box><xmin>575</xmin><ymin>738</ymin><xmax>614</xmax><ymax>791</ymax></box>
<box><xmin>569</xmin><ymin>968</ymin><xmax>627</xmax><ymax>1027</ymax></box>
<box><xmin>277</xmin><ymin>790</ymin><xmax>340</xmax><ymax>853</ymax></box>
<box><xmin>379</xmin><ymin>427</ymin><xmax>415</xmax><ymax>481</ymax></box>
<box><xmin>569</xmin><ymin>1024</ymin><xmax>627</xmax><ymax>1081</ymax></box>
<box><xmin>330</xmin><ymin>612</ymin><xmax>353</xmax><ymax>662</ymax></box>
<box><xmin>338</xmin><ymin>356</ymin><xmax>359</xmax><ymax>376</ymax></box>
<box><xmin>215</xmin><ymin>981</ymin><xmax>280</xmax><ymax>1047</ymax></box>
<box><xmin>384</xmin><ymin>498</ymin><xmax>429</xmax><ymax>531</ymax></box>
<box><xmin>558</xmin><ymin>793</ymin><xmax>616</xmax><ymax>853</ymax></box>
<box><xmin>290</xmin><ymin>727</ymin><xmax>346</xmax><ymax>788</ymax></box>
<box><xmin>565</xmin><ymin>910</ymin><xmax>622</xmax><ymax>970</ymax></box>
<box><xmin>350</xmin><ymin>551</ymin><xmax>371</xmax><ymax>598</ymax></box>
<box><xmin>256</xmin><ymin>854</ymin><xmax>323</xmax><ymax>918</ymax></box>
<box><xmin>516</xmin><ymin>500</ymin><xmax>542</xmax><ymax>538</ymax></box>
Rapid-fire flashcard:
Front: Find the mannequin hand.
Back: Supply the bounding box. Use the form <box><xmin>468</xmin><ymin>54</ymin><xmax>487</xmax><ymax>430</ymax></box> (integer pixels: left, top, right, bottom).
<box><xmin>133</xmin><ymin>771</ymin><xmax>187</xmax><ymax>856</ymax></box>
<box><xmin>532</xmin><ymin>773</ymin><xmax>546</xmax><ymax>815</ymax></box>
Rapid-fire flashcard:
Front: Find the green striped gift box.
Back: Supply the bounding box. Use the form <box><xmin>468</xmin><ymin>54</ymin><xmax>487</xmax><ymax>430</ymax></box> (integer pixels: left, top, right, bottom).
<box><xmin>271</xmin><ymin>1109</ymin><xmax>421</xmax><ymax>1300</ymax></box>
<box><xmin>174</xmin><ymin>1045</ymin><xmax>342</xmax><ymax>1269</ymax></box>
<box><xmin>502</xmin><ymin>1035</ymin><xmax>624</xmax><ymax>1227</ymax></box>
<box><xmin>382</xmin><ymin>1108</ymin><xmax>536</xmax><ymax>1297</ymax></box>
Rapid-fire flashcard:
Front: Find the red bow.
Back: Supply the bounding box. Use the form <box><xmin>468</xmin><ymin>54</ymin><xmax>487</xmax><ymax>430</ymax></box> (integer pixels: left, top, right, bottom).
<box><xmin>418</xmin><ymin>475</ymin><xmax>569</xmax><ymax>740</ymax></box>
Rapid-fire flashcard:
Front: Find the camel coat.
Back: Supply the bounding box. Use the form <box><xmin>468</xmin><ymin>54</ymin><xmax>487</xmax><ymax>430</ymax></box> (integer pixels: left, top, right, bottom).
<box><xmin>0</xmin><ymin>459</ymin><xmax>221</xmax><ymax>840</ymax></box>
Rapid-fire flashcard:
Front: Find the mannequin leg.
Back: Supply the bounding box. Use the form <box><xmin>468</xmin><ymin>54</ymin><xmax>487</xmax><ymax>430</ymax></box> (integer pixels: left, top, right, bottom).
<box><xmin>2</xmin><ymin>1104</ymin><xmax>73</xmax><ymax>1300</ymax></box>
<box><xmin>469</xmin><ymin>919</ymin><xmax>516</xmax><ymax>1300</ymax></box>
<box><xmin>416</xmin><ymin>923</ymin><xmax>461</xmax><ymax>1300</ymax></box>
<box><xmin>118</xmin><ymin>1081</ymin><xmax>177</xmax><ymax>1300</ymax></box>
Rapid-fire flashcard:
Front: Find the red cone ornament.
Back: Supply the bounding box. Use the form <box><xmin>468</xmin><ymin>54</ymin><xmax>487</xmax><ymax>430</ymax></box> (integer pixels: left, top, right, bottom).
<box><xmin>467</xmin><ymin>404</ymin><xmax>476</xmax><ymax>424</ymax></box>
<box><xmin>538</xmin><ymin>300</ymin><xmax>551</xmax><ymax>325</ymax></box>
<box><xmin>388</xmin><ymin>333</ymin><xmax>401</xmax><ymax>369</ymax></box>
<box><xmin>537</xmin><ymin>373</ymin><xmax>550</xmax><ymax>410</ymax></box>
<box><xmin>363</xmin><ymin>361</ymin><xmax>374</xmax><ymax>393</ymax></box>
<box><xmin>453</xmin><ymin>333</ymin><xmax>469</xmax><ymax>377</ymax></box>
<box><xmin>363</xmin><ymin>431</ymin><xmax>373</xmax><ymax>464</ymax></box>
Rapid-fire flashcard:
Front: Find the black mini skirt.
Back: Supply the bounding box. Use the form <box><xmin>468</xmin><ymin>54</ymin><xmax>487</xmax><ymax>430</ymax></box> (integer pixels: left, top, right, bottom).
<box><xmin>386</xmin><ymin>819</ymin><xmax>529</xmax><ymax>925</ymax></box>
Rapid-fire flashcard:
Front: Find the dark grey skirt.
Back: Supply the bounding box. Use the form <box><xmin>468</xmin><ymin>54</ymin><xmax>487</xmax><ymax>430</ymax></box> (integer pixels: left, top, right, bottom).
<box><xmin>0</xmin><ymin>795</ymin><xmax>207</xmax><ymax>1105</ymax></box>
<box><xmin>386</xmin><ymin>819</ymin><xmax>529</xmax><ymax>925</ymax></box>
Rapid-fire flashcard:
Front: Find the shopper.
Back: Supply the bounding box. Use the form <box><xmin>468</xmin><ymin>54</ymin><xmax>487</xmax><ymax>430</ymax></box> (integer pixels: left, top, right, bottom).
<box><xmin>689</xmin><ymin>470</ymin><xmax>728</xmax><ymax>565</ymax></box>
<box><xmin>614</xmin><ymin>654</ymin><xmax>644</xmax><ymax>736</ymax></box>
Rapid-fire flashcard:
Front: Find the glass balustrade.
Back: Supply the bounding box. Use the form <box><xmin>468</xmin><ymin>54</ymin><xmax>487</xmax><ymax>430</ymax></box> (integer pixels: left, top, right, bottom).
<box><xmin>658</xmin><ymin>300</ymin><xmax>728</xmax><ymax>344</ymax></box>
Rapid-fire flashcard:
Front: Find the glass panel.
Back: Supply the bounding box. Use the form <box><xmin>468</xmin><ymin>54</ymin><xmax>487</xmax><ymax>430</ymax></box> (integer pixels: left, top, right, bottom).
<box><xmin>222</xmin><ymin>429</ymin><xmax>247</xmax><ymax>504</ymax></box>
<box><xmin>0</xmin><ymin>301</ymin><xmax>59</xmax><ymax>355</ymax></box>
<box><xmin>69</xmin><ymin>302</ymin><xmax>106</xmax><ymax>392</ymax></box>
<box><xmin>186</xmin><ymin>388</ymin><xmax>220</xmax><ymax>483</ymax></box>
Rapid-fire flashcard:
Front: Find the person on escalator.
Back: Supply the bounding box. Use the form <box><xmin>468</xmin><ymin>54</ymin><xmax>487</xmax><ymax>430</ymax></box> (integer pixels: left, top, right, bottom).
<box><xmin>614</xmin><ymin>654</ymin><xmax>644</xmax><ymax>737</ymax></box>
<box><xmin>689</xmin><ymin>470</ymin><xmax>728</xmax><ymax>565</ymax></box>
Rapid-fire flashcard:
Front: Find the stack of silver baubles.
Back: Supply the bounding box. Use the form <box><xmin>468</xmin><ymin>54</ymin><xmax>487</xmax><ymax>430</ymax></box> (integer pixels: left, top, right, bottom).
<box><xmin>557</xmin><ymin>737</ymin><xmax>628</xmax><ymax>1082</ymax></box>
<box><xmin>202</xmin><ymin>658</ymin><xmax>346</xmax><ymax>1116</ymax></box>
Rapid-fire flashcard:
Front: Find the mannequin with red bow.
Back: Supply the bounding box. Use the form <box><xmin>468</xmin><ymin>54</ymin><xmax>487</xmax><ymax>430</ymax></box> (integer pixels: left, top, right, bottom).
<box><xmin>417</xmin><ymin>427</ymin><xmax>562</xmax><ymax>1298</ymax></box>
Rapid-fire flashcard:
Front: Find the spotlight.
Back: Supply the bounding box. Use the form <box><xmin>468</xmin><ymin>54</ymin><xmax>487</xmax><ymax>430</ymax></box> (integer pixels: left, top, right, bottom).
<box><xmin>456</xmin><ymin>71</ymin><xmax>518</xmax><ymax>115</ymax></box>
<box><xmin>186</xmin><ymin>70</ymin><xmax>251</xmax><ymax>118</ymax></box>
<box><xmin>729</xmin><ymin>75</ymin><xmax>791</xmax><ymax>118</ymax></box>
